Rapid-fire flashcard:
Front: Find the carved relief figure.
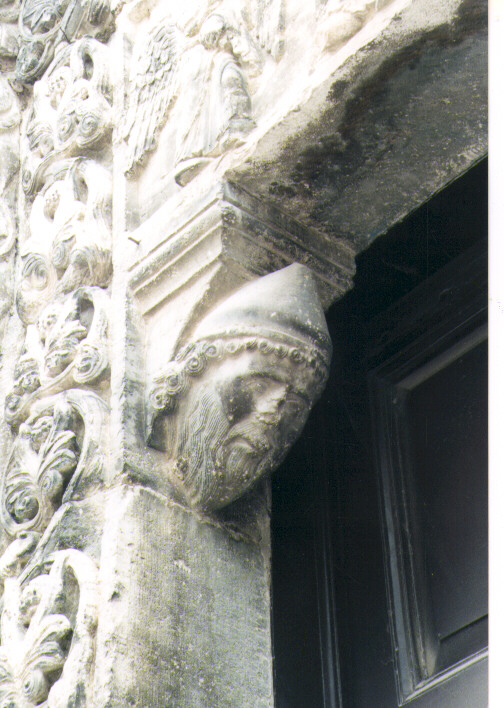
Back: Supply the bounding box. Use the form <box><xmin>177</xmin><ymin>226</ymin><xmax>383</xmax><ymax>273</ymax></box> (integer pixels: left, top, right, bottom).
<box><xmin>148</xmin><ymin>264</ymin><xmax>331</xmax><ymax>511</ymax></box>
<box><xmin>247</xmin><ymin>0</ymin><xmax>285</xmax><ymax>60</ymax></box>
<box><xmin>122</xmin><ymin>6</ymin><xmax>256</xmax><ymax>185</ymax></box>
<box><xmin>0</xmin><ymin>549</ymin><xmax>98</xmax><ymax>707</ymax></box>
<box><xmin>318</xmin><ymin>0</ymin><xmax>392</xmax><ymax>51</ymax></box>
<box><xmin>14</xmin><ymin>0</ymin><xmax>111</xmax><ymax>86</ymax></box>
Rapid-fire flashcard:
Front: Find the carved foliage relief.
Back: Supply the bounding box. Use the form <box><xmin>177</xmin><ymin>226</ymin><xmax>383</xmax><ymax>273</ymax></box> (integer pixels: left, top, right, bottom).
<box><xmin>0</xmin><ymin>387</ymin><xmax>105</xmax><ymax>705</ymax></box>
<box><xmin>15</xmin><ymin>0</ymin><xmax>112</xmax><ymax>87</ymax></box>
<box><xmin>21</xmin><ymin>40</ymin><xmax>113</xmax><ymax>198</ymax></box>
<box><xmin>0</xmin><ymin>0</ymin><xmax>112</xmax><ymax>693</ymax></box>
<box><xmin>0</xmin><ymin>75</ymin><xmax>20</xmax><ymax>336</ymax></box>
<box><xmin>0</xmin><ymin>549</ymin><xmax>98</xmax><ymax>707</ymax></box>
<box><xmin>1</xmin><ymin>390</ymin><xmax>107</xmax><ymax>543</ymax></box>
<box><xmin>0</xmin><ymin>0</ymin><xmax>375</xmax><ymax>699</ymax></box>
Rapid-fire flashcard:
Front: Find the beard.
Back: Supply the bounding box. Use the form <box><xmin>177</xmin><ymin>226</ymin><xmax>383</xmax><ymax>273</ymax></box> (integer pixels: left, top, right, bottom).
<box><xmin>176</xmin><ymin>388</ymin><xmax>278</xmax><ymax>509</ymax></box>
<box><xmin>218</xmin><ymin>419</ymin><xmax>278</xmax><ymax>482</ymax></box>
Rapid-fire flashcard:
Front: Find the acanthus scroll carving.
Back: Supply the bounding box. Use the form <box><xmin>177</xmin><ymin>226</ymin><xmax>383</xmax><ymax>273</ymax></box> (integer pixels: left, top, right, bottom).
<box><xmin>0</xmin><ymin>0</ymin><xmax>20</xmax><ymax>61</ymax></box>
<box><xmin>147</xmin><ymin>264</ymin><xmax>332</xmax><ymax>512</ymax></box>
<box><xmin>13</xmin><ymin>0</ymin><xmax>111</xmax><ymax>87</ymax></box>
<box><xmin>6</xmin><ymin>287</ymin><xmax>109</xmax><ymax>425</ymax></box>
<box><xmin>16</xmin><ymin>159</ymin><xmax>112</xmax><ymax>326</ymax></box>
<box><xmin>0</xmin><ymin>75</ymin><xmax>20</xmax><ymax>346</ymax></box>
<box><xmin>0</xmin><ymin>390</ymin><xmax>107</xmax><ymax>543</ymax></box>
<box><xmin>0</xmin><ymin>76</ymin><xmax>20</xmax><ymax>261</ymax></box>
<box><xmin>0</xmin><ymin>549</ymin><xmax>98</xmax><ymax>707</ymax></box>
<box><xmin>21</xmin><ymin>39</ymin><xmax>112</xmax><ymax>198</ymax></box>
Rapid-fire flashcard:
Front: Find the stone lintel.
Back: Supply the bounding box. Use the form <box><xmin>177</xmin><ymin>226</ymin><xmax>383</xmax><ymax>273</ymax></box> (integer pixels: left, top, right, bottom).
<box><xmin>228</xmin><ymin>0</ymin><xmax>487</xmax><ymax>255</ymax></box>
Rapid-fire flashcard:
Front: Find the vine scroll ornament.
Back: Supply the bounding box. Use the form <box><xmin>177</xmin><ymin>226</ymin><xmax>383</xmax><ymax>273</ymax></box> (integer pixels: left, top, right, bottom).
<box><xmin>0</xmin><ymin>391</ymin><xmax>107</xmax><ymax>557</ymax></box>
<box><xmin>0</xmin><ymin>549</ymin><xmax>98</xmax><ymax>707</ymax></box>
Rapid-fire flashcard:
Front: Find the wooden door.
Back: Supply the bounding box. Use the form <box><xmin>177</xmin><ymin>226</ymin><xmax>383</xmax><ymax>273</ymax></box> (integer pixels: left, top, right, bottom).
<box><xmin>271</xmin><ymin>162</ymin><xmax>488</xmax><ymax>708</ymax></box>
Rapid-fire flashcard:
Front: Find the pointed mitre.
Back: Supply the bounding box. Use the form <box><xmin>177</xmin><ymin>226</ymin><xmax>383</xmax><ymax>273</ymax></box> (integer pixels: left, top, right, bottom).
<box><xmin>188</xmin><ymin>263</ymin><xmax>332</xmax><ymax>366</ymax></box>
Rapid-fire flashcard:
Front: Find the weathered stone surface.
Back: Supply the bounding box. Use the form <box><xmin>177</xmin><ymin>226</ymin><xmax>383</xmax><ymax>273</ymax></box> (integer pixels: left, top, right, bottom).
<box><xmin>230</xmin><ymin>0</ymin><xmax>487</xmax><ymax>255</ymax></box>
<box><xmin>148</xmin><ymin>264</ymin><xmax>331</xmax><ymax>511</ymax></box>
<box><xmin>0</xmin><ymin>0</ymin><xmax>487</xmax><ymax>704</ymax></box>
<box><xmin>93</xmin><ymin>486</ymin><xmax>273</xmax><ymax>708</ymax></box>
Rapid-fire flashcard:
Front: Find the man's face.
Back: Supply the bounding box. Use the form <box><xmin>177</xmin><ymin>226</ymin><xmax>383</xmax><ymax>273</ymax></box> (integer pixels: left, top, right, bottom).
<box><xmin>174</xmin><ymin>348</ymin><xmax>314</xmax><ymax>510</ymax></box>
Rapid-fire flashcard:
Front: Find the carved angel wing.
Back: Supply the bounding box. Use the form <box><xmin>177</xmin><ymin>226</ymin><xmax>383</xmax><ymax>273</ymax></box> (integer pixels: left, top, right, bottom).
<box><xmin>122</xmin><ymin>23</ymin><xmax>180</xmax><ymax>175</ymax></box>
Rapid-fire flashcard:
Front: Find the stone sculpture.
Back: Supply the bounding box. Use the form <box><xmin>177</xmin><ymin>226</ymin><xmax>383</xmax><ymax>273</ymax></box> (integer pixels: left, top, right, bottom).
<box><xmin>148</xmin><ymin>263</ymin><xmax>332</xmax><ymax>511</ymax></box>
<box><xmin>0</xmin><ymin>0</ymin><xmax>460</xmax><ymax>701</ymax></box>
<box><xmin>17</xmin><ymin>161</ymin><xmax>112</xmax><ymax>325</ymax></box>
<box><xmin>6</xmin><ymin>287</ymin><xmax>109</xmax><ymax>424</ymax></box>
<box><xmin>1</xmin><ymin>390</ymin><xmax>107</xmax><ymax>539</ymax></box>
<box><xmin>0</xmin><ymin>548</ymin><xmax>98</xmax><ymax>707</ymax></box>
<box><xmin>14</xmin><ymin>0</ymin><xmax>111</xmax><ymax>87</ymax></box>
<box><xmin>122</xmin><ymin>6</ymin><xmax>256</xmax><ymax>184</ymax></box>
<box><xmin>319</xmin><ymin>0</ymin><xmax>390</xmax><ymax>51</ymax></box>
<box><xmin>248</xmin><ymin>0</ymin><xmax>285</xmax><ymax>59</ymax></box>
<box><xmin>0</xmin><ymin>76</ymin><xmax>19</xmax><ymax>341</ymax></box>
<box><xmin>21</xmin><ymin>39</ymin><xmax>112</xmax><ymax>198</ymax></box>
<box><xmin>0</xmin><ymin>0</ymin><xmax>20</xmax><ymax>61</ymax></box>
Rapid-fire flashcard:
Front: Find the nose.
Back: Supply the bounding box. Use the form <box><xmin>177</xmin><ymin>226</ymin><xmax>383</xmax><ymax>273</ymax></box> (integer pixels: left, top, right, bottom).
<box><xmin>255</xmin><ymin>387</ymin><xmax>287</xmax><ymax>423</ymax></box>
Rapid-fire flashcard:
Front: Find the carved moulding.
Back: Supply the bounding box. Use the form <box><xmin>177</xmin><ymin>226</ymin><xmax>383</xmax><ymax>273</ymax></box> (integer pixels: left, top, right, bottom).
<box><xmin>0</xmin><ymin>390</ymin><xmax>107</xmax><ymax>544</ymax></box>
<box><xmin>0</xmin><ymin>548</ymin><xmax>98</xmax><ymax>707</ymax></box>
<box><xmin>6</xmin><ymin>287</ymin><xmax>109</xmax><ymax>425</ymax></box>
<box><xmin>16</xmin><ymin>159</ymin><xmax>112</xmax><ymax>326</ymax></box>
<box><xmin>13</xmin><ymin>0</ymin><xmax>111</xmax><ymax>87</ymax></box>
<box><xmin>21</xmin><ymin>39</ymin><xmax>112</xmax><ymax>199</ymax></box>
<box><xmin>147</xmin><ymin>263</ymin><xmax>332</xmax><ymax>512</ymax></box>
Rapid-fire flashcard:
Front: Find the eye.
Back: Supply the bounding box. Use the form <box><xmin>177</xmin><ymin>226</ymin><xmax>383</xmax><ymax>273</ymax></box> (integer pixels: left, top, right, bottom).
<box><xmin>282</xmin><ymin>395</ymin><xmax>305</xmax><ymax>420</ymax></box>
<box><xmin>245</xmin><ymin>378</ymin><xmax>270</xmax><ymax>398</ymax></box>
<box><xmin>219</xmin><ymin>377</ymin><xmax>255</xmax><ymax>423</ymax></box>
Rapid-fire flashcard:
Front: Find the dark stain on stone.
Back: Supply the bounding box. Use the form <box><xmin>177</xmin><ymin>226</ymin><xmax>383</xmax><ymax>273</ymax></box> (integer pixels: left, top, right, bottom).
<box><xmin>264</xmin><ymin>0</ymin><xmax>486</xmax><ymax>206</ymax></box>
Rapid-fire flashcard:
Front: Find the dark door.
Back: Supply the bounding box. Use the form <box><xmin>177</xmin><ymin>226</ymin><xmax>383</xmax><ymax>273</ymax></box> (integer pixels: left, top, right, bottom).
<box><xmin>271</xmin><ymin>160</ymin><xmax>488</xmax><ymax>708</ymax></box>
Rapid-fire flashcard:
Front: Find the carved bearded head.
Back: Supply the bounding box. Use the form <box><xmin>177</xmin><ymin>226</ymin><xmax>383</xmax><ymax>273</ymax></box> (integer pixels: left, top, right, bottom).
<box><xmin>148</xmin><ymin>264</ymin><xmax>332</xmax><ymax>512</ymax></box>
